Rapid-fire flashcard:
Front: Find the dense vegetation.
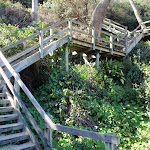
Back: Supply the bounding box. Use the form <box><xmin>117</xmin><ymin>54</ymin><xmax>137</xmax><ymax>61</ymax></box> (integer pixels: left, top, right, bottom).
<box><xmin>0</xmin><ymin>0</ymin><xmax>150</xmax><ymax>149</ymax></box>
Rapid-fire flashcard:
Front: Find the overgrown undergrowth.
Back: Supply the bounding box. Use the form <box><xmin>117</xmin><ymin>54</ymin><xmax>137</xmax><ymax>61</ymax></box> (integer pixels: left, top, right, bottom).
<box><xmin>21</xmin><ymin>42</ymin><xmax>150</xmax><ymax>150</ymax></box>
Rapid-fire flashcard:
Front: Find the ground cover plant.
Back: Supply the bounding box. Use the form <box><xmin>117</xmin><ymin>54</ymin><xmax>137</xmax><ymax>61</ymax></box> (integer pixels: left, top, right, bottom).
<box><xmin>20</xmin><ymin>42</ymin><xmax>150</xmax><ymax>149</ymax></box>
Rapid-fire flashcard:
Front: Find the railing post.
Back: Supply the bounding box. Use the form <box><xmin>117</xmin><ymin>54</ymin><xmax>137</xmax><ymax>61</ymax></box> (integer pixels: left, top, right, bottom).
<box><xmin>125</xmin><ymin>36</ymin><xmax>128</xmax><ymax>54</ymax></box>
<box><xmin>68</xmin><ymin>18</ymin><xmax>72</xmax><ymax>41</ymax></box>
<box><xmin>23</xmin><ymin>41</ymin><xmax>26</xmax><ymax>49</ymax></box>
<box><xmin>105</xmin><ymin>133</ymin><xmax>117</xmax><ymax>150</ymax></box>
<box><xmin>44</xmin><ymin>115</ymin><xmax>53</xmax><ymax>149</ymax></box>
<box><xmin>110</xmin><ymin>34</ymin><xmax>113</xmax><ymax>55</ymax></box>
<box><xmin>134</xmin><ymin>31</ymin><xmax>136</xmax><ymax>44</ymax></box>
<box><xmin>105</xmin><ymin>143</ymin><xmax>116</xmax><ymax>150</ymax></box>
<box><xmin>92</xmin><ymin>28</ymin><xmax>95</xmax><ymax>50</ymax></box>
<box><xmin>50</xmin><ymin>28</ymin><xmax>53</xmax><ymax>42</ymax></box>
<box><xmin>39</xmin><ymin>30</ymin><xmax>44</xmax><ymax>58</ymax></box>
<box><xmin>96</xmin><ymin>53</ymin><xmax>99</xmax><ymax>69</ymax></box>
<box><xmin>109</xmin><ymin>19</ymin><xmax>111</xmax><ymax>31</ymax></box>
<box><xmin>65</xmin><ymin>46</ymin><xmax>69</xmax><ymax>72</ymax></box>
<box><xmin>14</xmin><ymin>74</ymin><xmax>20</xmax><ymax>110</ymax></box>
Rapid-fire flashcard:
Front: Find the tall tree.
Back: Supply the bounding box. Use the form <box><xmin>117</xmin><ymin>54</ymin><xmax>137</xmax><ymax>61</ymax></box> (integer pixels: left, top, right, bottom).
<box><xmin>128</xmin><ymin>0</ymin><xmax>146</xmax><ymax>29</ymax></box>
<box><xmin>32</xmin><ymin>0</ymin><xmax>38</xmax><ymax>21</ymax></box>
<box><xmin>90</xmin><ymin>0</ymin><xmax>111</xmax><ymax>37</ymax></box>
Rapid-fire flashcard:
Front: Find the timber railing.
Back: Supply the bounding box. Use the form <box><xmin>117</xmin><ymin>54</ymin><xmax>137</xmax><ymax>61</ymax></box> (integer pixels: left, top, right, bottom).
<box><xmin>103</xmin><ymin>18</ymin><xmax>129</xmax><ymax>38</ymax></box>
<box><xmin>0</xmin><ymin>18</ymin><xmax>127</xmax><ymax>68</ymax></box>
<box><xmin>0</xmin><ymin>19</ymin><xmax>69</xmax><ymax>68</ymax></box>
<box><xmin>126</xmin><ymin>20</ymin><xmax>150</xmax><ymax>50</ymax></box>
<box><xmin>0</xmin><ymin>50</ymin><xmax>120</xmax><ymax>150</ymax></box>
<box><xmin>71</xmin><ymin>19</ymin><xmax>126</xmax><ymax>53</ymax></box>
<box><xmin>1</xmin><ymin>18</ymin><xmax>149</xmax><ymax>70</ymax></box>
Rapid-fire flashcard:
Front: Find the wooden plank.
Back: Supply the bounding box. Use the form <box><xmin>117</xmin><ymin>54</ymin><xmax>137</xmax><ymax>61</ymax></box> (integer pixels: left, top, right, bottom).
<box><xmin>0</xmin><ymin>114</ymin><xmax>18</xmax><ymax>122</ymax></box>
<box><xmin>1</xmin><ymin>36</ymin><xmax>69</xmax><ymax>78</ymax></box>
<box><xmin>0</xmin><ymin>93</ymin><xmax>6</xmax><ymax>98</ymax></box>
<box><xmin>0</xmin><ymin>141</ymin><xmax>35</xmax><ymax>150</ymax></box>
<box><xmin>43</xmin><ymin>35</ymin><xmax>69</xmax><ymax>56</ymax></box>
<box><xmin>43</xmin><ymin>28</ymin><xmax>69</xmax><ymax>45</ymax></box>
<box><xmin>104</xmin><ymin>18</ymin><xmax>127</xmax><ymax>29</ymax></box>
<box><xmin>72</xmin><ymin>20</ymin><xmax>93</xmax><ymax>30</ymax></box>
<box><xmin>1</xmin><ymin>32</ymin><xmax>40</xmax><ymax>53</ymax></box>
<box><xmin>0</xmin><ymin>106</ymin><xmax>14</xmax><ymax>113</ymax></box>
<box><xmin>113</xmin><ymin>51</ymin><xmax>126</xmax><ymax>57</ymax></box>
<box><xmin>0</xmin><ymin>43</ymin><xmax>40</xmax><ymax>68</ymax></box>
<box><xmin>0</xmin><ymin>132</ymin><xmax>29</xmax><ymax>146</ymax></box>
<box><xmin>0</xmin><ymin>99</ymin><xmax>10</xmax><ymax>104</ymax></box>
<box><xmin>43</xmin><ymin>19</ymin><xmax>69</xmax><ymax>33</ymax></box>
<box><xmin>103</xmin><ymin>20</ymin><xmax>127</xmax><ymax>32</ymax></box>
<box><xmin>126</xmin><ymin>33</ymin><xmax>143</xmax><ymax>55</ymax></box>
<box><xmin>72</xmin><ymin>28</ymin><xmax>92</xmax><ymax>37</ymax></box>
<box><xmin>50</xmin><ymin>124</ymin><xmax>120</xmax><ymax>145</ymax></box>
<box><xmin>0</xmin><ymin>122</ymin><xmax>23</xmax><ymax>132</ymax></box>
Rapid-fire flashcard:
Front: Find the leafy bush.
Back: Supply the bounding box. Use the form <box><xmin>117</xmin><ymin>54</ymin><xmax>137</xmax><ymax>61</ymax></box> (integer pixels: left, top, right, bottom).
<box><xmin>20</xmin><ymin>45</ymin><xmax>149</xmax><ymax>149</ymax></box>
<box><xmin>0</xmin><ymin>1</ymin><xmax>32</xmax><ymax>27</ymax></box>
<box><xmin>0</xmin><ymin>20</ymin><xmax>48</xmax><ymax>57</ymax></box>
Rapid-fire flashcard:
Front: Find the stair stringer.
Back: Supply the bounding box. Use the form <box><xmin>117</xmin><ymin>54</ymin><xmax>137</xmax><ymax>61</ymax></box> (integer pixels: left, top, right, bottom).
<box><xmin>126</xmin><ymin>33</ymin><xmax>144</xmax><ymax>55</ymax></box>
<box><xmin>4</xmin><ymin>89</ymin><xmax>42</xmax><ymax>150</ymax></box>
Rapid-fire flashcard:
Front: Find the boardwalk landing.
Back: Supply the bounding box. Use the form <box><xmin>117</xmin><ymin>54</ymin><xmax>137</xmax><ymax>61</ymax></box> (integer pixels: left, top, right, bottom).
<box><xmin>0</xmin><ymin>18</ymin><xmax>149</xmax><ymax>77</ymax></box>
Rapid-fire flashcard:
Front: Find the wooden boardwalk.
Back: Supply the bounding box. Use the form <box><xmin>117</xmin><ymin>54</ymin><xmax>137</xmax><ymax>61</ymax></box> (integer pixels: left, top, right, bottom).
<box><xmin>0</xmin><ymin>18</ymin><xmax>149</xmax><ymax>77</ymax></box>
<box><xmin>0</xmin><ymin>18</ymin><xmax>149</xmax><ymax>150</ymax></box>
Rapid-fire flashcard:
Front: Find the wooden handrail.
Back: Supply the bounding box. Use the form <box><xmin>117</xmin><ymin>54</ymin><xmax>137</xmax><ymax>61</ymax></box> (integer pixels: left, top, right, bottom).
<box><xmin>43</xmin><ymin>28</ymin><xmax>69</xmax><ymax>44</ymax></box>
<box><xmin>47</xmin><ymin>124</ymin><xmax>120</xmax><ymax>145</ymax></box>
<box><xmin>0</xmin><ymin>32</ymin><xmax>40</xmax><ymax>53</ymax></box>
<box><xmin>104</xmin><ymin>18</ymin><xmax>127</xmax><ymax>29</ymax></box>
<box><xmin>0</xmin><ymin>66</ymin><xmax>51</xmax><ymax>148</ymax></box>
<box><xmin>43</xmin><ymin>19</ymin><xmax>69</xmax><ymax>33</ymax></box>
<box><xmin>0</xmin><ymin>51</ymin><xmax>54</xmax><ymax>127</ymax></box>
<box><xmin>141</xmin><ymin>20</ymin><xmax>150</xmax><ymax>25</ymax></box>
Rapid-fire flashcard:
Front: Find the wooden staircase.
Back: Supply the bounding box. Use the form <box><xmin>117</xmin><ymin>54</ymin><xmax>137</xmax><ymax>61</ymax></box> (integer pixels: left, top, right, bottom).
<box><xmin>0</xmin><ymin>17</ymin><xmax>149</xmax><ymax>149</ymax></box>
<box><xmin>0</xmin><ymin>92</ymin><xmax>38</xmax><ymax>150</ymax></box>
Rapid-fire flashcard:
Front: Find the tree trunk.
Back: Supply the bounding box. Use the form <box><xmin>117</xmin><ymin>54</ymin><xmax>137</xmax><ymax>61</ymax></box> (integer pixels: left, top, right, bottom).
<box><xmin>32</xmin><ymin>0</ymin><xmax>38</xmax><ymax>22</ymax></box>
<box><xmin>128</xmin><ymin>0</ymin><xmax>146</xmax><ymax>29</ymax></box>
<box><xmin>90</xmin><ymin>0</ymin><xmax>111</xmax><ymax>37</ymax></box>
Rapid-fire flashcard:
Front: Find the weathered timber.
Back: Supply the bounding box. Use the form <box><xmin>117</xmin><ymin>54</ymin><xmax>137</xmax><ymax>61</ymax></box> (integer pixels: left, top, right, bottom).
<box><xmin>0</xmin><ymin>122</ymin><xmax>23</xmax><ymax>132</ymax></box>
<box><xmin>0</xmin><ymin>32</ymin><xmax>40</xmax><ymax>53</ymax></box>
<box><xmin>0</xmin><ymin>106</ymin><xmax>14</xmax><ymax>113</ymax></box>
<box><xmin>49</xmin><ymin>124</ymin><xmax>120</xmax><ymax>145</ymax></box>
<box><xmin>126</xmin><ymin>33</ymin><xmax>143</xmax><ymax>55</ymax></box>
<box><xmin>0</xmin><ymin>132</ymin><xmax>29</xmax><ymax>146</ymax></box>
<box><xmin>1</xmin><ymin>36</ymin><xmax>69</xmax><ymax>78</ymax></box>
<box><xmin>0</xmin><ymin>114</ymin><xmax>18</xmax><ymax>122</ymax></box>
<box><xmin>0</xmin><ymin>66</ymin><xmax>50</xmax><ymax>149</ymax></box>
<box><xmin>0</xmin><ymin>142</ymin><xmax>35</xmax><ymax>150</ymax></box>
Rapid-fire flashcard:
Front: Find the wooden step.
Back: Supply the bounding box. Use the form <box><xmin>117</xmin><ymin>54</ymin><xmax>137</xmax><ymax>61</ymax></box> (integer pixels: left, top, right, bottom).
<box><xmin>0</xmin><ymin>93</ymin><xmax>6</xmax><ymax>98</ymax></box>
<box><xmin>0</xmin><ymin>99</ymin><xmax>10</xmax><ymax>105</ymax></box>
<box><xmin>0</xmin><ymin>114</ymin><xmax>18</xmax><ymax>122</ymax></box>
<box><xmin>0</xmin><ymin>106</ymin><xmax>14</xmax><ymax>113</ymax></box>
<box><xmin>0</xmin><ymin>122</ymin><xmax>23</xmax><ymax>132</ymax></box>
<box><xmin>0</xmin><ymin>141</ymin><xmax>35</xmax><ymax>150</ymax></box>
<box><xmin>0</xmin><ymin>132</ymin><xmax>29</xmax><ymax>146</ymax></box>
